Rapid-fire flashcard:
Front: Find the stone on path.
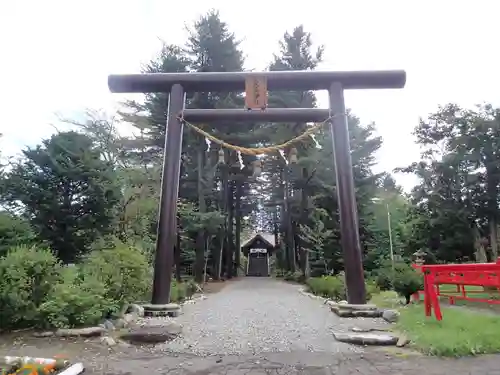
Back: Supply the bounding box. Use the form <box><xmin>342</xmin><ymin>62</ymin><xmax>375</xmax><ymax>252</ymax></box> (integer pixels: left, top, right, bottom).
<box><xmin>33</xmin><ymin>331</ymin><xmax>54</xmax><ymax>338</ymax></box>
<box><xmin>396</xmin><ymin>334</ymin><xmax>410</xmax><ymax>347</ymax></box>
<box><xmin>55</xmin><ymin>326</ymin><xmax>106</xmax><ymax>337</ymax></box>
<box><xmin>333</xmin><ymin>332</ymin><xmax>399</xmax><ymax>346</ymax></box>
<box><xmin>123</xmin><ymin>313</ymin><xmax>137</xmax><ymax>324</ymax></box>
<box><xmin>120</xmin><ymin>323</ymin><xmax>183</xmax><ymax>344</ymax></box>
<box><xmin>382</xmin><ymin>309</ymin><xmax>400</xmax><ymax>323</ymax></box>
<box><xmin>350</xmin><ymin>326</ymin><xmax>389</xmax><ymax>333</ymax></box>
<box><xmin>332</xmin><ymin>303</ymin><xmax>378</xmax><ymax>311</ymax></box>
<box><xmin>112</xmin><ymin>318</ymin><xmax>127</xmax><ymax>329</ymax></box>
<box><xmin>329</xmin><ymin>302</ymin><xmax>384</xmax><ymax>318</ymax></box>
<box><xmin>331</xmin><ymin>305</ymin><xmax>383</xmax><ymax>318</ymax></box>
<box><xmin>102</xmin><ymin>319</ymin><xmax>115</xmax><ymax>330</ymax></box>
<box><xmin>100</xmin><ymin>336</ymin><xmax>117</xmax><ymax>346</ymax></box>
<box><xmin>126</xmin><ymin>303</ymin><xmax>145</xmax><ymax>317</ymax></box>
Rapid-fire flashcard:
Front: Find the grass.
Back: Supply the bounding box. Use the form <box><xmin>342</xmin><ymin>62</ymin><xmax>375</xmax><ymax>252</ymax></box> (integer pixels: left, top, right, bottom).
<box><xmin>370</xmin><ymin>290</ymin><xmax>402</xmax><ymax>308</ymax></box>
<box><xmin>396</xmin><ymin>304</ymin><xmax>500</xmax><ymax>356</ymax></box>
<box><xmin>370</xmin><ymin>291</ymin><xmax>500</xmax><ymax>357</ymax></box>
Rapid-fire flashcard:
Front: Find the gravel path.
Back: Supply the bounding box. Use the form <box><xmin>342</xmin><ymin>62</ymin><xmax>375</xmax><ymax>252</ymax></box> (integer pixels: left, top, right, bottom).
<box><xmin>159</xmin><ymin>277</ymin><xmax>367</xmax><ymax>356</ymax></box>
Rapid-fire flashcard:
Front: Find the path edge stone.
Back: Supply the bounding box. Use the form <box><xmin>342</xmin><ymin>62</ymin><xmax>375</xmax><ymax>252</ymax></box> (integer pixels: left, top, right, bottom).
<box><xmin>32</xmin><ymin>296</ymin><xmax>207</xmax><ymax>339</ymax></box>
<box><xmin>299</xmin><ymin>288</ymin><xmax>328</xmax><ymax>303</ymax></box>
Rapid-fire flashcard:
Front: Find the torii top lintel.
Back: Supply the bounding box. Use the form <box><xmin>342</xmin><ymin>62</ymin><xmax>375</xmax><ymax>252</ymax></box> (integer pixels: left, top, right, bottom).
<box><xmin>108</xmin><ymin>69</ymin><xmax>406</xmax><ymax>94</ymax></box>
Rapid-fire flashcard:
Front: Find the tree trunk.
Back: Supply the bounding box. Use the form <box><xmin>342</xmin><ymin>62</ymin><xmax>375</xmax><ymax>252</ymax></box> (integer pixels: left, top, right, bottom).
<box><xmin>213</xmin><ymin>234</ymin><xmax>223</xmax><ymax>281</ymax></box>
<box><xmin>293</xmin><ymin>232</ymin><xmax>304</xmax><ymax>272</ymax></box>
<box><xmin>195</xmin><ymin>145</ymin><xmax>207</xmax><ymax>283</ymax></box>
<box><xmin>226</xmin><ymin>180</ymin><xmax>235</xmax><ymax>279</ymax></box>
<box><xmin>284</xmin><ymin>168</ymin><xmax>296</xmax><ymax>272</ymax></box>
<box><xmin>204</xmin><ymin>236</ymin><xmax>210</xmax><ymax>282</ymax></box>
<box><xmin>273</xmin><ymin>209</ymin><xmax>279</xmax><ymax>248</ymax></box>
<box><xmin>473</xmin><ymin>225</ymin><xmax>488</xmax><ymax>263</ymax></box>
<box><xmin>489</xmin><ymin>220</ymin><xmax>498</xmax><ymax>260</ymax></box>
<box><xmin>235</xmin><ymin>181</ymin><xmax>242</xmax><ymax>276</ymax></box>
<box><xmin>486</xmin><ymin>167</ymin><xmax>499</xmax><ymax>259</ymax></box>
<box><xmin>215</xmin><ymin>161</ymin><xmax>229</xmax><ymax>280</ymax></box>
<box><xmin>279</xmin><ymin>176</ymin><xmax>290</xmax><ymax>271</ymax></box>
<box><xmin>174</xmin><ymin>230</ymin><xmax>182</xmax><ymax>281</ymax></box>
<box><xmin>300</xmin><ymin>167</ymin><xmax>310</xmax><ymax>279</ymax></box>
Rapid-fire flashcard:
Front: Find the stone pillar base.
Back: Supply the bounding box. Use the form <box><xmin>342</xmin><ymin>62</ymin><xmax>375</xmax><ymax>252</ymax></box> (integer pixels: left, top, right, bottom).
<box><xmin>142</xmin><ymin>303</ymin><xmax>181</xmax><ymax>317</ymax></box>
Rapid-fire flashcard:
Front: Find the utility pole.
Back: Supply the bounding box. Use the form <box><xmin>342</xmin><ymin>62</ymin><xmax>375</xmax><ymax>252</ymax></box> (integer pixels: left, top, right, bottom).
<box><xmin>387</xmin><ymin>203</ymin><xmax>394</xmax><ymax>271</ymax></box>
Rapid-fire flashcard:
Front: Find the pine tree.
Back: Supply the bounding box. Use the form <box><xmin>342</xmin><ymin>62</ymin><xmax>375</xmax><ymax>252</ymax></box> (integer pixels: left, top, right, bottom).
<box><xmin>184</xmin><ymin>9</ymin><xmax>247</xmax><ymax>281</ymax></box>
<box><xmin>119</xmin><ymin>10</ymin><xmax>261</xmax><ymax>281</ymax></box>
<box><xmin>1</xmin><ymin>132</ymin><xmax>121</xmax><ymax>263</ymax></box>
<box><xmin>261</xmin><ymin>25</ymin><xmax>324</xmax><ymax>274</ymax></box>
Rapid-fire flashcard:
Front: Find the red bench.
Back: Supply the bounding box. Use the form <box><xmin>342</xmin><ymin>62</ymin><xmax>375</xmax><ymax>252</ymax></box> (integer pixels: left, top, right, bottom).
<box><xmin>412</xmin><ymin>259</ymin><xmax>500</xmax><ymax>320</ymax></box>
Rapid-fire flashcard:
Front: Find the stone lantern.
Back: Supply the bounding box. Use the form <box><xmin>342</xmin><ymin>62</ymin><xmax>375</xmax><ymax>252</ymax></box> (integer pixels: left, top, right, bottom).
<box><xmin>413</xmin><ymin>249</ymin><xmax>426</xmax><ymax>266</ymax></box>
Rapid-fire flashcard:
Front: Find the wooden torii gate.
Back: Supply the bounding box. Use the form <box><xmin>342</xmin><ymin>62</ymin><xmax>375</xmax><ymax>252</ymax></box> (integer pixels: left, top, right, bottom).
<box><xmin>108</xmin><ymin>69</ymin><xmax>406</xmax><ymax>307</ymax></box>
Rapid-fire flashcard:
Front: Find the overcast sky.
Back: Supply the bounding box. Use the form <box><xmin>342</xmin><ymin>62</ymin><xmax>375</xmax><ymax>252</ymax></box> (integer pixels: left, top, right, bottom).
<box><xmin>1</xmin><ymin>0</ymin><xmax>499</xmax><ymax>191</ymax></box>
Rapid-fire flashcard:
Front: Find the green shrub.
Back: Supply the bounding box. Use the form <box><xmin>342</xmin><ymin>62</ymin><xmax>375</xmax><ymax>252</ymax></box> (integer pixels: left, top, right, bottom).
<box><xmin>274</xmin><ymin>268</ymin><xmax>286</xmax><ymax>278</ymax></box>
<box><xmin>366</xmin><ymin>279</ymin><xmax>381</xmax><ymax>300</ymax></box>
<box><xmin>0</xmin><ymin>246</ymin><xmax>61</xmax><ymax>330</ymax></box>
<box><xmin>309</xmin><ymin>260</ymin><xmax>327</xmax><ymax>278</ymax></box>
<box><xmin>274</xmin><ymin>269</ymin><xmax>305</xmax><ymax>281</ymax></box>
<box><xmin>170</xmin><ymin>279</ymin><xmax>198</xmax><ymax>303</ymax></box>
<box><xmin>184</xmin><ymin>279</ymin><xmax>199</xmax><ymax>296</ymax></box>
<box><xmin>392</xmin><ymin>268</ymin><xmax>424</xmax><ymax>304</ymax></box>
<box><xmin>374</xmin><ymin>262</ymin><xmax>420</xmax><ymax>291</ymax></box>
<box><xmin>38</xmin><ymin>266</ymin><xmax>112</xmax><ymax>329</ymax></box>
<box><xmin>81</xmin><ymin>239</ymin><xmax>151</xmax><ymax>312</ymax></box>
<box><xmin>307</xmin><ymin>275</ymin><xmax>377</xmax><ymax>301</ymax></box>
<box><xmin>283</xmin><ymin>270</ymin><xmax>303</xmax><ymax>282</ymax></box>
<box><xmin>0</xmin><ymin>213</ymin><xmax>37</xmax><ymax>256</ymax></box>
<box><xmin>375</xmin><ymin>268</ymin><xmax>394</xmax><ymax>290</ymax></box>
<box><xmin>306</xmin><ymin>276</ymin><xmax>345</xmax><ymax>300</ymax></box>
<box><xmin>170</xmin><ymin>280</ymin><xmax>186</xmax><ymax>302</ymax></box>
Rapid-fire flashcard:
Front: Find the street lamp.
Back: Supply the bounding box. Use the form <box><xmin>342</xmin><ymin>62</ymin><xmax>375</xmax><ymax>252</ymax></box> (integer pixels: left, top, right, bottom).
<box><xmin>372</xmin><ymin>197</ymin><xmax>394</xmax><ymax>271</ymax></box>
